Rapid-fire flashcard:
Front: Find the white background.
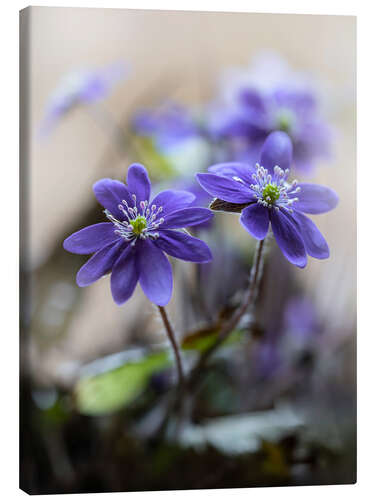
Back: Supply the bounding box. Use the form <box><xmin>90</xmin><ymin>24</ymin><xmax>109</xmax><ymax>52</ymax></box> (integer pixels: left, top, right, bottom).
<box><xmin>1</xmin><ymin>0</ymin><xmax>373</xmax><ymax>498</ymax></box>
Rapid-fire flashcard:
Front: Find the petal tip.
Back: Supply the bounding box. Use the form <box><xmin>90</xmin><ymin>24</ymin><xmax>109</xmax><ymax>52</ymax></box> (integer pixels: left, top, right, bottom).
<box><xmin>62</xmin><ymin>238</ymin><xmax>70</xmax><ymax>251</ymax></box>
<box><xmin>92</xmin><ymin>177</ymin><xmax>111</xmax><ymax>191</ymax></box>
<box><xmin>128</xmin><ymin>162</ymin><xmax>147</xmax><ymax>173</ymax></box>
<box><xmin>127</xmin><ymin>163</ymin><xmax>149</xmax><ymax>184</ymax></box>
<box><xmin>202</xmin><ymin>249</ymin><xmax>213</xmax><ymax>263</ymax></box>
<box><xmin>76</xmin><ymin>274</ymin><xmax>87</xmax><ymax>287</ymax></box>
<box><xmin>153</xmin><ymin>297</ymin><xmax>171</xmax><ymax>307</ymax></box>
<box><xmin>295</xmin><ymin>260</ymin><xmax>307</xmax><ymax>269</ymax></box>
<box><xmin>260</xmin><ymin>131</ymin><xmax>293</xmax><ymax>171</ymax></box>
<box><xmin>332</xmin><ymin>191</ymin><xmax>339</xmax><ymax>209</ymax></box>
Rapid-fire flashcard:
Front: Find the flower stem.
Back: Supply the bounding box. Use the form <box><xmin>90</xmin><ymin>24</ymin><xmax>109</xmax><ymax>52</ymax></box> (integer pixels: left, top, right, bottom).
<box><xmin>188</xmin><ymin>237</ymin><xmax>267</xmax><ymax>389</ymax></box>
<box><xmin>154</xmin><ymin>239</ymin><xmax>266</xmax><ymax>440</ymax></box>
<box><xmin>157</xmin><ymin>305</ymin><xmax>185</xmax><ymax>388</ymax></box>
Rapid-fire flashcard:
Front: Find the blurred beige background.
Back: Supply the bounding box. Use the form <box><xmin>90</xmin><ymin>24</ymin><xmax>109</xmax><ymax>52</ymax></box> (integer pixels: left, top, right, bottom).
<box><xmin>26</xmin><ymin>7</ymin><xmax>356</xmax><ymax>384</ymax></box>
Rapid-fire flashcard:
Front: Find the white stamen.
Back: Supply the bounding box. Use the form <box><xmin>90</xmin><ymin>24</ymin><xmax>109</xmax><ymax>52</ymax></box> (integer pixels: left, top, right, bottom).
<box><xmin>105</xmin><ymin>196</ymin><xmax>165</xmax><ymax>243</ymax></box>
<box><xmin>249</xmin><ymin>164</ymin><xmax>299</xmax><ymax>210</ymax></box>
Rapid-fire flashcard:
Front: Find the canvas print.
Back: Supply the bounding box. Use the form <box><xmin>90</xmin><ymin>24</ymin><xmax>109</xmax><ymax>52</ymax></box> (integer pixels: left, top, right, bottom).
<box><xmin>20</xmin><ymin>7</ymin><xmax>356</xmax><ymax>494</ymax></box>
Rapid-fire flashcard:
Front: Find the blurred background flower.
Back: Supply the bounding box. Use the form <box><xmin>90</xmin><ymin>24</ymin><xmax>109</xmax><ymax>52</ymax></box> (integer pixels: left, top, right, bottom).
<box><xmin>207</xmin><ymin>52</ymin><xmax>333</xmax><ymax>174</ymax></box>
<box><xmin>39</xmin><ymin>61</ymin><xmax>127</xmax><ymax>137</ymax></box>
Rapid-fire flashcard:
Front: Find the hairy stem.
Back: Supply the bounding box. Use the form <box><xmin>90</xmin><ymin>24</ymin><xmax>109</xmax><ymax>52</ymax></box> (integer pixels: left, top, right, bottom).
<box><xmin>188</xmin><ymin>237</ymin><xmax>267</xmax><ymax>389</ymax></box>
<box><xmin>157</xmin><ymin>305</ymin><xmax>185</xmax><ymax>388</ymax></box>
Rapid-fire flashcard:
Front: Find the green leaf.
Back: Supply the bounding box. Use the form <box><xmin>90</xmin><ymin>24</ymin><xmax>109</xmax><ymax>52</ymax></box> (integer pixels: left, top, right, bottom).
<box><xmin>75</xmin><ymin>351</ymin><xmax>170</xmax><ymax>416</ymax></box>
<box><xmin>182</xmin><ymin>327</ymin><xmax>243</xmax><ymax>352</ymax></box>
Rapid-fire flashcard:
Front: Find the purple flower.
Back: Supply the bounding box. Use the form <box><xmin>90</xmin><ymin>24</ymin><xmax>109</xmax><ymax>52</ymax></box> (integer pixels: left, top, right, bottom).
<box><xmin>208</xmin><ymin>56</ymin><xmax>331</xmax><ymax>174</ymax></box>
<box><xmin>40</xmin><ymin>62</ymin><xmax>127</xmax><ymax>136</ymax></box>
<box><xmin>196</xmin><ymin>131</ymin><xmax>338</xmax><ymax>268</ymax></box>
<box><xmin>64</xmin><ymin>164</ymin><xmax>213</xmax><ymax>306</ymax></box>
<box><xmin>132</xmin><ymin>102</ymin><xmax>201</xmax><ymax>150</ymax></box>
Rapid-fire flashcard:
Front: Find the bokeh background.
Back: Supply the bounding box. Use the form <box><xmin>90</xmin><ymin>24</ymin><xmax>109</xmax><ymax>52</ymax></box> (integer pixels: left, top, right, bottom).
<box><xmin>20</xmin><ymin>7</ymin><xmax>356</xmax><ymax>494</ymax></box>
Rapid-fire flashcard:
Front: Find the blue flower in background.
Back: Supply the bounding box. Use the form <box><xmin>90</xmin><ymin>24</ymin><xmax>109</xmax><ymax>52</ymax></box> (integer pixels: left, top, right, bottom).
<box><xmin>40</xmin><ymin>62</ymin><xmax>127</xmax><ymax>136</ymax></box>
<box><xmin>197</xmin><ymin>131</ymin><xmax>338</xmax><ymax>268</ymax></box>
<box><xmin>132</xmin><ymin>102</ymin><xmax>212</xmax><ymax>176</ymax></box>
<box><xmin>208</xmin><ymin>53</ymin><xmax>332</xmax><ymax>174</ymax></box>
<box><xmin>132</xmin><ymin>102</ymin><xmax>201</xmax><ymax>150</ymax></box>
<box><xmin>64</xmin><ymin>164</ymin><xmax>213</xmax><ymax>306</ymax></box>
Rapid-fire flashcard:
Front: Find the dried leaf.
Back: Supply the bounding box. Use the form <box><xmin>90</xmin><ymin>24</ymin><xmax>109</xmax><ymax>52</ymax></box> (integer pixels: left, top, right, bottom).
<box><xmin>209</xmin><ymin>198</ymin><xmax>251</xmax><ymax>213</ymax></box>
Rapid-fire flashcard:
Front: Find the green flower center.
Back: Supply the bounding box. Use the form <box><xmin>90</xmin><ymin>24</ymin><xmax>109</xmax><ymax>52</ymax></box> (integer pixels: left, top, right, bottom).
<box><xmin>275</xmin><ymin>109</ymin><xmax>295</xmax><ymax>134</ymax></box>
<box><xmin>130</xmin><ymin>215</ymin><xmax>147</xmax><ymax>235</ymax></box>
<box><xmin>262</xmin><ymin>184</ymin><xmax>280</xmax><ymax>204</ymax></box>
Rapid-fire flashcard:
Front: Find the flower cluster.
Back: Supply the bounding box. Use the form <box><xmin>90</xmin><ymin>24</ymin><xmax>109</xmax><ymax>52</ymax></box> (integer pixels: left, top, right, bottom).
<box><xmin>207</xmin><ymin>54</ymin><xmax>331</xmax><ymax>174</ymax></box>
<box><xmin>62</xmin><ymin>55</ymin><xmax>339</xmax><ymax>309</ymax></box>
<box><xmin>197</xmin><ymin>131</ymin><xmax>338</xmax><ymax>268</ymax></box>
<box><xmin>64</xmin><ymin>164</ymin><xmax>213</xmax><ymax>306</ymax></box>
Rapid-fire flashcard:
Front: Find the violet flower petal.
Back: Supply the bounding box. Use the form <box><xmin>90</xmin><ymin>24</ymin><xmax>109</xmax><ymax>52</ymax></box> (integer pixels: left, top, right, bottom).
<box><xmin>63</xmin><ymin>223</ymin><xmax>119</xmax><ymax>255</ymax></box>
<box><xmin>126</xmin><ymin>163</ymin><xmax>151</xmax><ymax>204</ymax></box>
<box><xmin>289</xmin><ymin>211</ymin><xmax>329</xmax><ymax>259</ymax></box>
<box><xmin>155</xmin><ymin>229</ymin><xmax>213</xmax><ymax>263</ymax></box>
<box><xmin>240</xmin><ymin>203</ymin><xmax>270</xmax><ymax>240</ymax></box>
<box><xmin>138</xmin><ymin>240</ymin><xmax>173</xmax><ymax>306</ymax></box>
<box><xmin>76</xmin><ymin>240</ymin><xmax>125</xmax><ymax>287</ymax></box>
<box><xmin>260</xmin><ymin>130</ymin><xmax>293</xmax><ymax>172</ymax></box>
<box><xmin>293</xmin><ymin>158</ymin><xmax>314</xmax><ymax>176</ymax></box>
<box><xmin>293</xmin><ymin>183</ymin><xmax>339</xmax><ymax>214</ymax></box>
<box><xmin>160</xmin><ymin>207</ymin><xmax>213</xmax><ymax>229</ymax></box>
<box><xmin>110</xmin><ymin>246</ymin><xmax>139</xmax><ymax>305</ymax></box>
<box><xmin>239</xmin><ymin>88</ymin><xmax>267</xmax><ymax>114</ymax></box>
<box><xmin>150</xmin><ymin>189</ymin><xmax>195</xmax><ymax>215</ymax></box>
<box><xmin>208</xmin><ymin>162</ymin><xmax>257</xmax><ymax>185</ymax></box>
<box><xmin>93</xmin><ymin>178</ymin><xmax>133</xmax><ymax>220</ymax></box>
<box><xmin>196</xmin><ymin>173</ymin><xmax>254</xmax><ymax>203</ymax></box>
<box><xmin>216</xmin><ymin>115</ymin><xmax>268</xmax><ymax>140</ymax></box>
<box><xmin>270</xmin><ymin>209</ymin><xmax>307</xmax><ymax>268</ymax></box>
<box><xmin>132</xmin><ymin>103</ymin><xmax>198</xmax><ymax>149</ymax></box>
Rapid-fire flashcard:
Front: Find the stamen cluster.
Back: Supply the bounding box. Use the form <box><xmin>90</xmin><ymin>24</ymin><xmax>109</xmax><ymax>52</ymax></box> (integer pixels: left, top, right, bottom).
<box><xmin>250</xmin><ymin>164</ymin><xmax>301</xmax><ymax>212</ymax></box>
<box><xmin>105</xmin><ymin>194</ymin><xmax>164</xmax><ymax>245</ymax></box>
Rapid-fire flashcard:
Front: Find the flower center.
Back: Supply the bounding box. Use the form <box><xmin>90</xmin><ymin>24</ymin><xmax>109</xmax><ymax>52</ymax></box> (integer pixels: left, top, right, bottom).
<box><xmin>275</xmin><ymin>109</ymin><xmax>295</xmax><ymax>134</ymax></box>
<box><xmin>104</xmin><ymin>194</ymin><xmax>164</xmax><ymax>245</ymax></box>
<box><xmin>250</xmin><ymin>164</ymin><xmax>301</xmax><ymax>212</ymax></box>
<box><xmin>262</xmin><ymin>184</ymin><xmax>280</xmax><ymax>204</ymax></box>
<box><xmin>130</xmin><ymin>215</ymin><xmax>147</xmax><ymax>235</ymax></box>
